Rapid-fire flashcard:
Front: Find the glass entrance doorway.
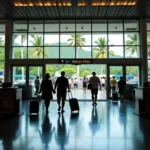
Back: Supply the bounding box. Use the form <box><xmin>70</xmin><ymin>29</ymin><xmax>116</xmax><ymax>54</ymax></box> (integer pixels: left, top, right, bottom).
<box><xmin>46</xmin><ymin>64</ymin><xmax>107</xmax><ymax>100</ymax></box>
<box><xmin>29</xmin><ymin>66</ymin><xmax>43</xmax><ymax>97</ymax></box>
<box><xmin>108</xmin><ymin>65</ymin><xmax>140</xmax><ymax>99</ymax></box>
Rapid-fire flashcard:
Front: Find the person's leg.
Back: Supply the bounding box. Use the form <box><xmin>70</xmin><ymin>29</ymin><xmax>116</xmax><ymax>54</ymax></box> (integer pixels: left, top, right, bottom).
<box><xmin>57</xmin><ymin>93</ymin><xmax>61</xmax><ymax>111</ymax></box>
<box><xmin>95</xmin><ymin>89</ymin><xmax>98</xmax><ymax>105</ymax></box>
<box><xmin>91</xmin><ymin>89</ymin><xmax>94</xmax><ymax>105</ymax></box>
<box><xmin>61</xmin><ymin>93</ymin><xmax>66</xmax><ymax>112</ymax></box>
<box><xmin>45</xmin><ymin>98</ymin><xmax>50</xmax><ymax>113</ymax></box>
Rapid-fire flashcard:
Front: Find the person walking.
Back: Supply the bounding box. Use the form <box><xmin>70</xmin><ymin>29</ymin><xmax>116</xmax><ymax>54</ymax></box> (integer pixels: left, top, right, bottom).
<box><xmin>39</xmin><ymin>73</ymin><xmax>55</xmax><ymax>114</ymax></box>
<box><xmin>82</xmin><ymin>77</ymin><xmax>87</xmax><ymax>94</ymax></box>
<box><xmin>34</xmin><ymin>76</ymin><xmax>40</xmax><ymax>95</ymax></box>
<box><xmin>118</xmin><ymin>76</ymin><xmax>126</xmax><ymax>101</ymax></box>
<box><xmin>89</xmin><ymin>72</ymin><xmax>102</xmax><ymax>106</ymax></box>
<box><xmin>110</xmin><ymin>76</ymin><xmax>117</xmax><ymax>94</ymax></box>
<box><xmin>54</xmin><ymin>71</ymin><xmax>70</xmax><ymax>113</ymax></box>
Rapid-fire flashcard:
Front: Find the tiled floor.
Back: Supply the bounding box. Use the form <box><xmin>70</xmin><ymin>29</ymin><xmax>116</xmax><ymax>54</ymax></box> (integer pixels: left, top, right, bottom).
<box><xmin>0</xmin><ymin>100</ymin><xmax>150</xmax><ymax>150</ymax></box>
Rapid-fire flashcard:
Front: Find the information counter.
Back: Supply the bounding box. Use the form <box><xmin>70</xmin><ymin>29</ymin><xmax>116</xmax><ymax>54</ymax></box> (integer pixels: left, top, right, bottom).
<box><xmin>135</xmin><ymin>87</ymin><xmax>150</xmax><ymax>115</ymax></box>
<box><xmin>0</xmin><ymin>87</ymin><xmax>23</xmax><ymax>115</ymax></box>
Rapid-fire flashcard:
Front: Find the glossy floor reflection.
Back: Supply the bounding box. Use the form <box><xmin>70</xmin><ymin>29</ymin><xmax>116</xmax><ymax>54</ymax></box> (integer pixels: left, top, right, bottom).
<box><xmin>0</xmin><ymin>101</ymin><xmax>150</xmax><ymax>150</ymax></box>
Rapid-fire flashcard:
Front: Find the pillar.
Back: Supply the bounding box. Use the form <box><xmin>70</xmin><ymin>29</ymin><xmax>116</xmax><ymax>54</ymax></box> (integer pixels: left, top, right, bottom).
<box><xmin>140</xmin><ymin>18</ymin><xmax>148</xmax><ymax>84</ymax></box>
<box><xmin>4</xmin><ymin>19</ymin><xmax>12</xmax><ymax>82</ymax></box>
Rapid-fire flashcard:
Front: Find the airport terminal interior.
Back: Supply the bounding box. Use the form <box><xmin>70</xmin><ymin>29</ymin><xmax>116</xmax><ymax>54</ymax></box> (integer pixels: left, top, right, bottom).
<box><xmin>0</xmin><ymin>0</ymin><xmax>150</xmax><ymax>149</ymax></box>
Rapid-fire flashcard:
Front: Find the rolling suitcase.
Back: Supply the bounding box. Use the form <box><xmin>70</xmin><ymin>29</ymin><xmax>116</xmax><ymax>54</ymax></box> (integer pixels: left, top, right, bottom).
<box><xmin>29</xmin><ymin>100</ymin><xmax>39</xmax><ymax>115</ymax></box>
<box><xmin>68</xmin><ymin>91</ymin><xmax>79</xmax><ymax>113</ymax></box>
<box><xmin>112</xmin><ymin>92</ymin><xmax>118</xmax><ymax>101</ymax></box>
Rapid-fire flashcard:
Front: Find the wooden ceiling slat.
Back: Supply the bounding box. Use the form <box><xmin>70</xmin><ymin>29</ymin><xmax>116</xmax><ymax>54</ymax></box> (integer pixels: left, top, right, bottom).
<box><xmin>1</xmin><ymin>0</ymin><xmax>150</xmax><ymax>19</ymax></box>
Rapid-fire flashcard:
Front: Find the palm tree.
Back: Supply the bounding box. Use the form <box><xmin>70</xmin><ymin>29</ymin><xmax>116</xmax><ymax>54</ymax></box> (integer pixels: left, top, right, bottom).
<box><xmin>93</xmin><ymin>37</ymin><xmax>115</xmax><ymax>74</ymax></box>
<box><xmin>125</xmin><ymin>34</ymin><xmax>138</xmax><ymax>57</ymax></box>
<box><xmin>29</xmin><ymin>35</ymin><xmax>49</xmax><ymax>76</ymax></box>
<box><xmin>67</xmin><ymin>34</ymin><xmax>86</xmax><ymax>79</ymax></box>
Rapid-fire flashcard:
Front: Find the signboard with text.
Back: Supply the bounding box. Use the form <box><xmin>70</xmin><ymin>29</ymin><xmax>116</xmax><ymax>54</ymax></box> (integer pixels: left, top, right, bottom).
<box><xmin>59</xmin><ymin>59</ymin><xmax>93</xmax><ymax>64</ymax></box>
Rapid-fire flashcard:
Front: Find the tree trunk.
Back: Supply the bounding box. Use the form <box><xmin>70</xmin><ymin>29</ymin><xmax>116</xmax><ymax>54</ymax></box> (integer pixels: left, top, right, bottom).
<box><xmin>100</xmin><ymin>65</ymin><xmax>104</xmax><ymax>75</ymax></box>
<box><xmin>76</xmin><ymin>48</ymin><xmax>80</xmax><ymax>82</ymax></box>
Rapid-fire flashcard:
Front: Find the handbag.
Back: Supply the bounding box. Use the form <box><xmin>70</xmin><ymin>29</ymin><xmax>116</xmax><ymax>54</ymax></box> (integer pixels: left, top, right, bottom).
<box><xmin>87</xmin><ymin>83</ymin><xmax>92</xmax><ymax>89</ymax></box>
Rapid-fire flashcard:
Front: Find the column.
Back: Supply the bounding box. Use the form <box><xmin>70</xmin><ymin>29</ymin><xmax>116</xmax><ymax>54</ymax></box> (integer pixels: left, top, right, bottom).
<box><xmin>140</xmin><ymin>18</ymin><xmax>148</xmax><ymax>83</ymax></box>
<box><xmin>4</xmin><ymin>20</ymin><xmax>12</xmax><ymax>82</ymax></box>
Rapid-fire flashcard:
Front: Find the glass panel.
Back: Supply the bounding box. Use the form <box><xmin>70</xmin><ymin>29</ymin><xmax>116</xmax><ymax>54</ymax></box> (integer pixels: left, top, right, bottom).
<box><xmin>109</xmin><ymin>66</ymin><xmax>123</xmax><ymax>97</ymax></box>
<box><xmin>29</xmin><ymin>20</ymin><xmax>43</xmax><ymax>32</ymax></box>
<box><xmin>148</xmin><ymin>60</ymin><xmax>150</xmax><ymax>81</ymax></box>
<box><xmin>13</xmin><ymin>21</ymin><xmax>27</xmax><ymax>32</ymax></box>
<box><xmin>124</xmin><ymin>33</ymin><xmax>140</xmax><ymax>45</ymax></box>
<box><xmin>125</xmin><ymin>46</ymin><xmax>140</xmax><ymax>58</ymax></box>
<box><xmin>108</xmin><ymin>33</ymin><xmax>123</xmax><ymax>45</ymax></box>
<box><xmin>28</xmin><ymin>47</ymin><xmax>43</xmax><ymax>59</ymax></box>
<box><xmin>92</xmin><ymin>46</ymin><xmax>107</xmax><ymax>59</ymax></box>
<box><xmin>0</xmin><ymin>34</ymin><xmax>5</xmax><ymax>46</ymax></box>
<box><xmin>108</xmin><ymin>20</ymin><xmax>123</xmax><ymax>31</ymax></box>
<box><xmin>13</xmin><ymin>66</ymin><xmax>26</xmax><ymax>86</ymax></box>
<box><xmin>0</xmin><ymin>61</ymin><xmax>4</xmax><ymax>84</ymax></box>
<box><xmin>108</xmin><ymin>46</ymin><xmax>124</xmax><ymax>58</ymax></box>
<box><xmin>60</xmin><ymin>33</ymin><xmax>74</xmax><ymax>46</ymax></box>
<box><xmin>76</xmin><ymin>33</ymin><xmax>91</xmax><ymax>46</ymax></box>
<box><xmin>44</xmin><ymin>47</ymin><xmax>59</xmax><ymax>59</ymax></box>
<box><xmin>92</xmin><ymin>33</ymin><xmax>107</xmax><ymax>46</ymax></box>
<box><xmin>12</xmin><ymin>33</ymin><xmax>27</xmax><ymax>46</ymax></box>
<box><xmin>147</xmin><ymin>23</ymin><xmax>150</xmax><ymax>31</ymax></box>
<box><xmin>12</xmin><ymin>47</ymin><xmax>27</xmax><ymax>59</ymax></box>
<box><xmin>0</xmin><ymin>24</ymin><xmax>5</xmax><ymax>32</ymax></box>
<box><xmin>124</xmin><ymin>20</ymin><xmax>139</xmax><ymax>31</ymax></box>
<box><xmin>77</xmin><ymin>47</ymin><xmax>91</xmax><ymax>58</ymax></box>
<box><xmin>60</xmin><ymin>47</ymin><xmax>75</xmax><ymax>58</ymax></box>
<box><xmin>0</xmin><ymin>47</ymin><xmax>4</xmax><ymax>60</ymax></box>
<box><xmin>126</xmin><ymin>66</ymin><xmax>139</xmax><ymax>87</ymax></box>
<box><xmin>92</xmin><ymin>20</ymin><xmax>107</xmax><ymax>31</ymax></box>
<box><xmin>29</xmin><ymin>66</ymin><xmax>43</xmax><ymax>97</ymax></box>
<box><xmin>60</xmin><ymin>20</ymin><xmax>75</xmax><ymax>32</ymax></box>
<box><xmin>28</xmin><ymin>34</ymin><xmax>43</xmax><ymax>46</ymax></box>
<box><xmin>147</xmin><ymin>32</ymin><xmax>150</xmax><ymax>58</ymax></box>
<box><xmin>44</xmin><ymin>33</ymin><xmax>59</xmax><ymax>46</ymax></box>
<box><xmin>148</xmin><ymin>46</ymin><xmax>150</xmax><ymax>59</ymax></box>
<box><xmin>76</xmin><ymin>20</ymin><xmax>91</xmax><ymax>32</ymax></box>
<box><xmin>45</xmin><ymin>20</ymin><xmax>59</xmax><ymax>32</ymax></box>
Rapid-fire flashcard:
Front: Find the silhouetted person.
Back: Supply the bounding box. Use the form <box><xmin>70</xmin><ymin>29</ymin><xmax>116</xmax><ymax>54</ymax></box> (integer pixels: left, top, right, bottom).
<box><xmin>34</xmin><ymin>75</ymin><xmax>40</xmax><ymax>95</ymax></box>
<box><xmin>39</xmin><ymin>73</ymin><xmax>55</xmax><ymax>114</ymax></box>
<box><xmin>54</xmin><ymin>71</ymin><xmax>70</xmax><ymax>113</ymax></box>
<box><xmin>89</xmin><ymin>72</ymin><xmax>101</xmax><ymax>105</ymax></box>
<box><xmin>83</xmin><ymin>77</ymin><xmax>87</xmax><ymax>94</ymax></box>
<box><xmin>39</xmin><ymin>116</ymin><xmax>55</xmax><ymax>150</ymax></box>
<box><xmin>55</xmin><ymin>113</ymin><xmax>70</xmax><ymax>150</ymax></box>
<box><xmin>110</xmin><ymin>76</ymin><xmax>117</xmax><ymax>93</ymax></box>
<box><xmin>118</xmin><ymin>76</ymin><xmax>126</xmax><ymax>101</ymax></box>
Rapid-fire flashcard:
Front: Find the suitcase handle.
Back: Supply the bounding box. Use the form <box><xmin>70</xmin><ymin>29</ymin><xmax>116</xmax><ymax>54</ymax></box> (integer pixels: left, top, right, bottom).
<box><xmin>67</xmin><ymin>91</ymin><xmax>73</xmax><ymax>99</ymax></box>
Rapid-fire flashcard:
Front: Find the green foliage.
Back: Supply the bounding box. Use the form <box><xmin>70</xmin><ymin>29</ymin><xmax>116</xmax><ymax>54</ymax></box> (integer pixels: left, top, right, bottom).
<box><xmin>80</xmin><ymin>70</ymin><xmax>91</xmax><ymax>77</ymax></box>
<box><xmin>67</xmin><ymin>34</ymin><xmax>86</xmax><ymax>49</ymax></box>
<box><xmin>29</xmin><ymin>35</ymin><xmax>49</xmax><ymax>58</ymax></box>
<box><xmin>93</xmin><ymin>37</ymin><xmax>115</xmax><ymax>58</ymax></box>
<box><xmin>46</xmin><ymin>65</ymin><xmax>54</xmax><ymax>76</ymax></box>
<box><xmin>125</xmin><ymin>34</ymin><xmax>138</xmax><ymax>56</ymax></box>
<box><xmin>58</xmin><ymin>65</ymin><xmax>76</xmax><ymax>78</ymax></box>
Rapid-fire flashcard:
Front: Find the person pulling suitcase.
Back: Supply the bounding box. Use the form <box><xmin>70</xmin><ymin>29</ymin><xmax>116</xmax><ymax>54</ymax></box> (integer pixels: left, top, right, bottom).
<box><xmin>54</xmin><ymin>71</ymin><xmax>70</xmax><ymax>113</ymax></box>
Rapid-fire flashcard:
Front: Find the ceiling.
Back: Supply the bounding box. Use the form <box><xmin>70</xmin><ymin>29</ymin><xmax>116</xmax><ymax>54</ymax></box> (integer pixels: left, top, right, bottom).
<box><xmin>0</xmin><ymin>0</ymin><xmax>149</xmax><ymax>20</ymax></box>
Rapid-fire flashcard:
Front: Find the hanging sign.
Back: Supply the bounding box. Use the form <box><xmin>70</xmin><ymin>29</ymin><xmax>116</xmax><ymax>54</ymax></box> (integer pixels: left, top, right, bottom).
<box><xmin>59</xmin><ymin>59</ymin><xmax>93</xmax><ymax>64</ymax></box>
